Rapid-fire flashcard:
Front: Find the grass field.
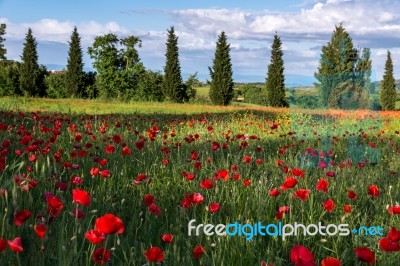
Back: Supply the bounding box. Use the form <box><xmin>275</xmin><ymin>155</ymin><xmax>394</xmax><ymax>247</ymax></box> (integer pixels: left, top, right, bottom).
<box><xmin>0</xmin><ymin>97</ymin><xmax>399</xmax><ymax>265</ymax></box>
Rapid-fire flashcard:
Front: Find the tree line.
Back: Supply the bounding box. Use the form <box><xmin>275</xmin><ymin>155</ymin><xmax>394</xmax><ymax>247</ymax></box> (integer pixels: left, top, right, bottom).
<box><xmin>0</xmin><ymin>23</ymin><xmax>397</xmax><ymax>110</ymax></box>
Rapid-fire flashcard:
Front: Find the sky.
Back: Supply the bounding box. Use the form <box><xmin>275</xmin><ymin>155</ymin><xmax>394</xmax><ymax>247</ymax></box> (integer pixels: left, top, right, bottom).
<box><xmin>1</xmin><ymin>0</ymin><xmax>400</xmax><ymax>85</ymax></box>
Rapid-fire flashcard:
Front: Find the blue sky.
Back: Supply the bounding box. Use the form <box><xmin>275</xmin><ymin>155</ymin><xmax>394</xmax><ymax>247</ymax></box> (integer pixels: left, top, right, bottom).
<box><xmin>1</xmin><ymin>0</ymin><xmax>400</xmax><ymax>85</ymax></box>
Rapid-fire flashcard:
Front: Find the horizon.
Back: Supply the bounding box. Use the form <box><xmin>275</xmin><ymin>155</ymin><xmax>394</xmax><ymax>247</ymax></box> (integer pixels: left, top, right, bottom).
<box><xmin>1</xmin><ymin>0</ymin><xmax>400</xmax><ymax>85</ymax></box>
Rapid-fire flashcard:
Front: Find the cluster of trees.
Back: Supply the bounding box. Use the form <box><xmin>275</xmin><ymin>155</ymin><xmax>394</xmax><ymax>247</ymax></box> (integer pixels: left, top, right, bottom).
<box><xmin>0</xmin><ymin>22</ymin><xmax>397</xmax><ymax>109</ymax></box>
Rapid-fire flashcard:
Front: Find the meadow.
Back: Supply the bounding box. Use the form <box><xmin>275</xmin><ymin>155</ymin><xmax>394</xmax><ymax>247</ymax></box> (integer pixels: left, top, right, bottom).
<box><xmin>0</xmin><ymin>97</ymin><xmax>399</xmax><ymax>265</ymax></box>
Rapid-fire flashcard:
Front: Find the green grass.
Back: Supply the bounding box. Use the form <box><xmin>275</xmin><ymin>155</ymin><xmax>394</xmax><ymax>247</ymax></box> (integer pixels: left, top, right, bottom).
<box><xmin>195</xmin><ymin>86</ymin><xmax>210</xmax><ymax>98</ymax></box>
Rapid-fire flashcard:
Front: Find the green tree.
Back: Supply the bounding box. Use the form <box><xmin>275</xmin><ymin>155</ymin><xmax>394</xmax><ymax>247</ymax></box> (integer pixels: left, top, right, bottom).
<box><xmin>315</xmin><ymin>24</ymin><xmax>358</xmax><ymax>107</ymax></box>
<box><xmin>65</xmin><ymin>26</ymin><xmax>84</xmax><ymax>97</ymax></box>
<box><xmin>88</xmin><ymin>33</ymin><xmax>142</xmax><ymax>99</ymax></box>
<box><xmin>19</xmin><ymin>28</ymin><xmax>46</xmax><ymax>96</ymax></box>
<box><xmin>46</xmin><ymin>72</ymin><xmax>66</xmax><ymax>98</ymax></box>
<box><xmin>163</xmin><ymin>26</ymin><xmax>186</xmax><ymax>102</ymax></box>
<box><xmin>209</xmin><ymin>31</ymin><xmax>234</xmax><ymax>105</ymax></box>
<box><xmin>0</xmin><ymin>60</ymin><xmax>21</xmax><ymax>96</ymax></box>
<box><xmin>0</xmin><ymin>23</ymin><xmax>7</xmax><ymax>60</ymax></box>
<box><xmin>380</xmin><ymin>51</ymin><xmax>397</xmax><ymax>110</ymax></box>
<box><xmin>266</xmin><ymin>34</ymin><xmax>288</xmax><ymax>107</ymax></box>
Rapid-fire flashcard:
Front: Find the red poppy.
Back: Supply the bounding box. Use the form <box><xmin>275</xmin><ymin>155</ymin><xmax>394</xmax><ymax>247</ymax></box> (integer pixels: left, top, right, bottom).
<box><xmin>367</xmin><ymin>185</ymin><xmax>379</xmax><ymax>197</ymax></box>
<box><xmin>294</xmin><ymin>189</ymin><xmax>311</xmax><ymax>201</ymax></box>
<box><xmin>99</xmin><ymin>170</ymin><xmax>111</xmax><ymax>178</ymax></box>
<box><xmin>326</xmin><ymin>171</ymin><xmax>335</xmax><ymax>177</ymax></box>
<box><xmin>105</xmin><ymin>144</ymin><xmax>115</xmax><ymax>154</ymax></box>
<box><xmin>144</xmin><ymin>194</ymin><xmax>155</xmax><ymax>206</ymax></box>
<box><xmin>47</xmin><ymin>196</ymin><xmax>64</xmax><ymax>217</ymax></box>
<box><xmin>92</xmin><ymin>247</ymin><xmax>111</xmax><ymax>264</ymax></box>
<box><xmin>191</xmin><ymin>193</ymin><xmax>204</xmax><ymax>204</ymax></box>
<box><xmin>209</xmin><ymin>203</ymin><xmax>220</xmax><ymax>213</ymax></box>
<box><xmin>161</xmin><ymin>234</ymin><xmax>174</xmax><ymax>243</ymax></box>
<box><xmin>215</xmin><ymin>169</ymin><xmax>229</xmax><ymax>181</ymax></box>
<box><xmin>34</xmin><ymin>224</ymin><xmax>46</xmax><ymax>239</ymax></box>
<box><xmin>135</xmin><ymin>141</ymin><xmax>145</xmax><ymax>150</ymax></box>
<box><xmin>122</xmin><ymin>147</ymin><xmax>131</xmax><ymax>155</ymax></box>
<box><xmin>182</xmin><ymin>171</ymin><xmax>196</xmax><ymax>181</ymax></box>
<box><xmin>95</xmin><ymin>214</ymin><xmax>124</xmax><ymax>235</ymax></box>
<box><xmin>70</xmin><ymin>175</ymin><xmax>83</xmax><ymax>186</ymax></box>
<box><xmin>290</xmin><ymin>245</ymin><xmax>316</xmax><ymax>266</ymax></box>
<box><xmin>243</xmin><ymin>155</ymin><xmax>252</xmax><ymax>163</ymax></box>
<box><xmin>379</xmin><ymin>227</ymin><xmax>400</xmax><ymax>252</ymax></box>
<box><xmin>280</xmin><ymin>177</ymin><xmax>298</xmax><ymax>190</ymax></box>
<box><xmin>243</xmin><ymin>179</ymin><xmax>251</xmax><ymax>186</ymax></box>
<box><xmin>212</xmin><ymin>142</ymin><xmax>220</xmax><ymax>150</ymax></box>
<box><xmin>343</xmin><ymin>205</ymin><xmax>352</xmax><ymax>213</ymax></box>
<box><xmin>193</xmin><ymin>245</ymin><xmax>205</xmax><ymax>259</ymax></box>
<box><xmin>0</xmin><ymin>238</ymin><xmax>7</xmax><ymax>253</ymax></box>
<box><xmin>323</xmin><ymin>199</ymin><xmax>335</xmax><ymax>213</ymax></box>
<box><xmin>14</xmin><ymin>210</ymin><xmax>31</xmax><ymax>226</ymax></box>
<box><xmin>8</xmin><ymin>237</ymin><xmax>23</xmax><ymax>253</ymax></box>
<box><xmin>347</xmin><ymin>190</ymin><xmax>357</xmax><ymax>199</ymax></box>
<box><xmin>354</xmin><ymin>247</ymin><xmax>375</xmax><ymax>264</ymax></box>
<box><xmin>292</xmin><ymin>168</ymin><xmax>304</xmax><ymax>178</ymax></box>
<box><xmin>144</xmin><ymin>247</ymin><xmax>164</xmax><ymax>262</ymax></box>
<box><xmin>85</xmin><ymin>229</ymin><xmax>106</xmax><ymax>245</ymax></box>
<box><xmin>279</xmin><ymin>206</ymin><xmax>290</xmax><ymax>214</ymax></box>
<box><xmin>321</xmin><ymin>257</ymin><xmax>341</xmax><ymax>266</ymax></box>
<box><xmin>388</xmin><ymin>206</ymin><xmax>400</xmax><ymax>214</ymax></box>
<box><xmin>316</xmin><ymin>179</ymin><xmax>329</xmax><ymax>193</ymax></box>
<box><xmin>72</xmin><ymin>189</ymin><xmax>91</xmax><ymax>207</ymax></box>
<box><xmin>90</xmin><ymin>167</ymin><xmax>100</xmax><ymax>176</ymax></box>
<box><xmin>200</xmin><ymin>179</ymin><xmax>214</xmax><ymax>189</ymax></box>
<box><xmin>149</xmin><ymin>203</ymin><xmax>162</xmax><ymax>216</ymax></box>
<box><xmin>269</xmin><ymin>188</ymin><xmax>280</xmax><ymax>197</ymax></box>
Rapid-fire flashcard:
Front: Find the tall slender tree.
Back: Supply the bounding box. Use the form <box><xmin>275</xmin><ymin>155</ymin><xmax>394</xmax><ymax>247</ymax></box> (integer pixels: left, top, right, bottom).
<box><xmin>266</xmin><ymin>34</ymin><xmax>288</xmax><ymax>107</ymax></box>
<box><xmin>380</xmin><ymin>51</ymin><xmax>397</xmax><ymax>110</ymax></box>
<box><xmin>20</xmin><ymin>28</ymin><xmax>44</xmax><ymax>96</ymax></box>
<box><xmin>209</xmin><ymin>31</ymin><xmax>234</xmax><ymax>106</ymax></box>
<box><xmin>65</xmin><ymin>26</ymin><xmax>84</xmax><ymax>97</ymax></box>
<box><xmin>162</xmin><ymin>26</ymin><xmax>186</xmax><ymax>102</ymax></box>
<box><xmin>0</xmin><ymin>23</ymin><xmax>6</xmax><ymax>60</ymax></box>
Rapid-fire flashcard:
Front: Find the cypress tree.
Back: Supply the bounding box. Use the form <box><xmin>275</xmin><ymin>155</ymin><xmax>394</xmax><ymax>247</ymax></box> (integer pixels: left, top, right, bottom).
<box><xmin>380</xmin><ymin>51</ymin><xmax>396</xmax><ymax>110</ymax></box>
<box><xmin>315</xmin><ymin>24</ymin><xmax>358</xmax><ymax>107</ymax></box>
<box><xmin>65</xmin><ymin>26</ymin><xmax>84</xmax><ymax>97</ymax></box>
<box><xmin>209</xmin><ymin>31</ymin><xmax>234</xmax><ymax>106</ymax></box>
<box><xmin>20</xmin><ymin>28</ymin><xmax>42</xmax><ymax>96</ymax></box>
<box><xmin>266</xmin><ymin>34</ymin><xmax>288</xmax><ymax>107</ymax></box>
<box><xmin>0</xmin><ymin>23</ymin><xmax>6</xmax><ymax>60</ymax></box>
<box><xmin>162</xmin><ymin>26</ymin><xmax>185</xmax><ymax>102</ymax></box>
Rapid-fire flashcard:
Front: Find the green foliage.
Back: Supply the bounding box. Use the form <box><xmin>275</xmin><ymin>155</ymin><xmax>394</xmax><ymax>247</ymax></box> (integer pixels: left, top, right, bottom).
<box><xmin>83</xmin><ymin>71</ymin><xmax>98</xmax><ymax>99</ymax></box>
<box><xmin>380</xmin><ymin>51</ymin><xmax>397</xmax><ymax>110</ymax></box>
<box><xmin>209</xmin><ymin>31</ymin><xmax>234</xmax><ymax>105</ymax></box>
<box><xmin>328</xmin><ymin>81</ymin><xmax>369</xmax><ymax>109</ymax></box>
<box><xmin>65</xmin><ymin>27</ymin><xmax>84</xmax><ymax>97</ymax></box>
<box><xmin>237</xmin><ymin>85</ymin><xmax>268</xmax><ymax>105</ymax></box>
<box><xmin>315</xmin><ymin>24</ymin><xmax>372</xmax><ymax>108</ymax></box>
<box><xmin>46</xmin><ymin>72</ymin><xmax>66</xmax><ymax>98</ymax></box>
<box><xmin>88</xmin><ymin>33</ymin><xmax>142</xmax><ymax>99</ymax></box>
<box><xmin>20</xmin><ymin>28</ymin><xmax>47</xmax><ymax>97</ymax></box>
<box><xmin>162</xmin><ymin>26</ymin><xmax>188</xmax><ymax>103</ymax></box>
<box><xmin>185</xmin><ymin>73</ymin><xmax>198</xmax><ymax>101</ymax></box>
<box><xmin>266</xmin><ymin>34</ymin><xmax>288</xmax><ymax>107</ymax></box>
<box><xmin>0</xmin><ymin>23</ymin><xmax>7</xmax><ymax>60</ymax></box>
<box><xmin>133</xmin><ymin>67</ymin><xmax>165</xmax><ymax>102</ymax></box>
<box><xmin>0</xmin><ymin>60</ymin><xmax>21</xmax><ymax>96</ymax></box>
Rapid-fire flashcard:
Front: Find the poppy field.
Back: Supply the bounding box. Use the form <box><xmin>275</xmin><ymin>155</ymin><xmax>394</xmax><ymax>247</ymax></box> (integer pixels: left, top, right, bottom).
<box><xmin>0</xmin><ymin>102</ymin><xmax>400</xmax><ymax>265</ymax></box>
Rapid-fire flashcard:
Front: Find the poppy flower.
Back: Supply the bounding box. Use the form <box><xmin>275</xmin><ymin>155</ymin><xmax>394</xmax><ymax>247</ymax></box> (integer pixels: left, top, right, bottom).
<box><xmin>92</xmin><ymin>247</ymin><xmax>111</xmax><ymax>264</ymax></box>
<box><xmin>34</xmin><ymin>224</ymin><xmax>46</xmax><ymax>239</ymax></box>
<box><xmin>135</xmin><ymin>141</ymin><xmax>145</xmax><ymax>150</ymax></box>
<box><xmin>105</xmin><ymin>144</ymin><xmax>115</xmax><ymax>154</ymax></box>
<box><xmin>269</xmin><ymin>188</ymin><xmax>280</xmax><ymax>197</ymax></box>
<box><xmin>209</xmin><ymin>203</ymin><xmax>220</xmax><ymax>213</ymax></box>
<box><xmin>95</xmin><ymin>214</ymin><xmax>124</xmax><ymax>235</ymax></box>
<box><xmin>90</xmin><ymin>167</ymin><xmax>100</xmax><ymax>176</ymax></box>
<box><xmin>8</xmin><ymin>237</ymin><xmax>23</xmax><ymax>253</ymax></box>
<box><xmin>144</xmin><ymin>247</ymin><xmax>164</xmax><ymax>262</ymax></box>
<box><xmin>99</xmin><ymin>170</ymin><xmax>110</xmax><ymax>178</ymax></box>
<box><xmin>290</xmin><ymin>245</ymin><xmax>316</xmax><ymax>266</ymax></box>
<box><xmin>292</xmin><ymin>168</ymin><xmax>304</xmax><ymax>178</ymax></box>
<box><xmin>316</xmin><ymin>178</ymin><xmax>329</xmax><ymax>193</ymax></box>
<box><xmin>347</xmin><ymin>190</ymin><xmax>357</xmax><ymax>199</ymax></box>
<box><xmin>367</xmin><ymin>185</ymin><xmax>379</xmax><ymax>197</ymax></box>
<box><xmin>85</xmin><ymin>229</ymin><xmax>106</xmax><ymax>245</ymax></box>
<box><xmin>243</xmin><ymin>155</ymin><xmax>252</xmax><ymax>163</ymax></box>
<box><xmin>200</xmin><ymin>179</ymin><xmax>214</xmax><ymax>189</ymax></box>
<box><xmin>191</xmin><ymin>193</ymin><xmax>204</xmax><ymax>204</ymax></box>
<box><xmin>0</xmin><ymin>238</ymin><xmax>7</xmax><ymax>253</ymax></box>
<box><xmin>243</xmin><ymin>179</ymin><xmax>251</xmax><ymax>186</ymax></box>
<box><xmin>326</xmin><ymin>171</ymin><xmax>335</xmax><ymax>177</ymax></box>
<box><xmin>379</xmin><ymin>227</ymin><xmax>400</xmax><ymax>252</ymax></box>
<box><xmin>343</xmin><ymin>205</ymin><xmax>352</xmax><ymax>213</ymax></box>
<box><xmin>294</xmin><ymin>189</ymin><xmax>311</xmax><ymax>201</ymax></box>
<box><xmin>122</xmin><ymin>147</ymin><xmax>131</xmax><ymax>155</ymax></box>
<box><xmin>72</xmin><ymin>189</ymin><xmax>91</xmax><ymax>207</ymax></box>
<box><xmin>47</xmin><ymin>196</ymin><xmax>64</xmax><ymax>217</ymax></box>
<box><xmin>182</xmin><ymin>171</ymin><xmax>195</xmax><ymax>181</ymax></box>
<box><xmin>323</xmin><ymin>199</ymin><xmax>335</xmax><ymax>213</ymax></box>
<box><xmin>14</xmin><ymin>210</ymin><xmax>31</xmax><ymax>226</ymax></box>
<box><xmin>280</xmin><ymin>177</ymin><xmax>298</xmax><ymax>190</ymax></box>
<box><xmin>193</xmin><ymin>245</ymin><xmax>205</xmax><ymax>259</ymax></box>
<box><xmin>354</xmin><ymin>247</ymin><xmax>375</xmax><ymax>264</ymax></box>
<box><xmin>149</xmin><ymin>203</ymin><xmax>162</xmax><ymax>216</ymax></box>
<box><xmin>321</xmin><ymin>257</ymin><xmax>341</xmax><ymax>266</ymax></box>
<box><xmin>161</xmin><ymin>234</ymin><xmax>174</xmax><ymax>243</ymax></box>
<box><xmin>388</xmin><ymin>206</ymin><xmax>400</xmax><ymax>214</ymax></box>
<box><xmin>144</xmin><ymin>194</ymin><xmax>155</xmax><ymax>207</ymax></box>
<box><xmin>215</xmin><ymin>169</ymin><xmax>229</xmax><ymax>181</ymax></box>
